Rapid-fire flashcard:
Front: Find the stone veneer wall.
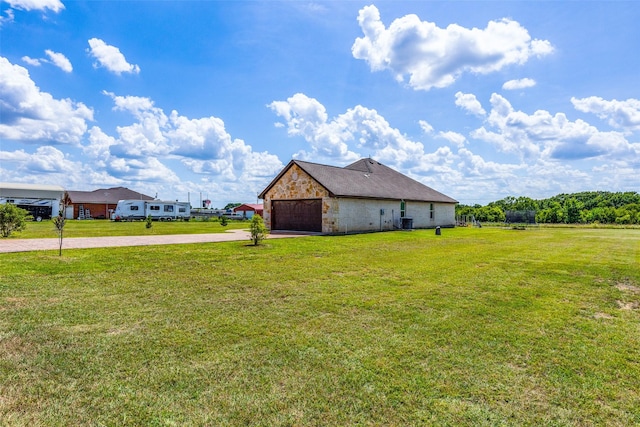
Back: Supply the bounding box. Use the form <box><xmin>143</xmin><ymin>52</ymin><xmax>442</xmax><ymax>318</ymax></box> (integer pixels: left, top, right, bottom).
<box><xmin>262</xmin><ymin>164</ymin><xmax>330</xmax><ymax>231</ymax></box>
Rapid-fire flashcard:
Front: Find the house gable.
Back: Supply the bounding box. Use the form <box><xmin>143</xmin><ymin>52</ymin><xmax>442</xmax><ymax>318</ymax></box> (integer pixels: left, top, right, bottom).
<box><xmin>262</xmin><ymin>162</ymin><xmax>330</xmax><ymax>201</ymax></box>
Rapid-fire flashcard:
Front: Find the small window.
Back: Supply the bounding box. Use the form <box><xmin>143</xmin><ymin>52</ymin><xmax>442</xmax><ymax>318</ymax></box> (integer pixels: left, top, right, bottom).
<box><xmin>179</xmin><ymin>207</ymin><xmax>186</xmax><ymax>213</ymax></box>
<box><xmin>164</xmin><ymin>205</ymin><xmax>174</xmax><ymax>212</ymax></box>
<box><xmin>150</xmin><ymin>205</ymin><xmax>160</xmax><ymax>211</ymax></box>
<box><xmin>430</xmin><ymin>203</ymin><xmax>434</xmax><ymax>220</ymax></box>
<box><xmin>400</xmin><ymin>200</ymin><xmax>406</xmax><ymax>217</ymax></box>
<box><xmin>130</xmin><ymin>205</ymin><xmax>139</xmax><ymax>211</ymax></box>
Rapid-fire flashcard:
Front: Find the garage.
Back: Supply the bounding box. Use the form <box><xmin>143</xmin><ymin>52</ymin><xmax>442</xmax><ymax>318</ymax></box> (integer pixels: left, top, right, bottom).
<box><xmin>271</xmin><ymin>199</ymin><xmax>322</xmax><ymax>232</ymax></box>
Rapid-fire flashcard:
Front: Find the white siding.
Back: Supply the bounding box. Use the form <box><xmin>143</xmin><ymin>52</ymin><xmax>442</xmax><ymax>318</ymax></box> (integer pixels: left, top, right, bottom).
<box><xmin>326</xmin><ymin>198</ymin><xmax>455</xmax><ymax>233</ymax></box>
<box><xmin>405</xmin><ymin>201</ymin><xmax>456</xmax><ymax>228</ymax></box>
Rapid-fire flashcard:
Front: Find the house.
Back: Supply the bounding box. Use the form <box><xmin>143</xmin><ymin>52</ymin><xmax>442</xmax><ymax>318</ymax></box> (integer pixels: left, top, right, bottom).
<box><xmin>65</xmin><ymin>187</ymin><xmax>154</xmax><ymax>219</ymax></box>
<box><xmin>258</xmin><ymin>158</ymin><xmax>458</xmax><ymax>234</ymax></box>
<box><xmin>233</xmin><ymin>203</ymin><xmax>264</xmax><ymax>219</ymax></box>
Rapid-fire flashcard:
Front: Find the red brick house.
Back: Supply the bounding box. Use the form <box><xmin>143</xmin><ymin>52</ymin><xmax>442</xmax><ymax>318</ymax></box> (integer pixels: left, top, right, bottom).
<box><xmin>65</xmin><ymin>187</ymin><xmax>154</xmax><ymax>219</ymax></box>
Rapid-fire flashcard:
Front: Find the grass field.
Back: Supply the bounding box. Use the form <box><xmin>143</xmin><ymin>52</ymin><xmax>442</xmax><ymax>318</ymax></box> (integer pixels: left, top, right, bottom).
<box><xmin>7</xmin><ymin>218</ymin><xmax>249</xmax><ymax>239</ymax></box>
<box><xmin>1</xmin><ymin>227</ymin><xmax>639</xmax><ymax>426</ymax></box>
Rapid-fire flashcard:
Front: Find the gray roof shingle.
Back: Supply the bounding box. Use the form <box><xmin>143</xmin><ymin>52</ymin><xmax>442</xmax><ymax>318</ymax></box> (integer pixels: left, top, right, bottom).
<box><xmin>66</xmin><ymin>187</ymin><xmax>154</xmax><ymax>204</ymax></box>
<box><xmin>261</xmin><ymin>159</ymin><xmax>458</xmax><ymax>203</ymax></box>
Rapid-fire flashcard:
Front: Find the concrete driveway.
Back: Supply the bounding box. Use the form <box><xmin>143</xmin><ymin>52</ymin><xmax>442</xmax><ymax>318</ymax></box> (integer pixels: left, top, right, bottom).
<box><xmin>0</xmin><ymin>229</ymin><xmax>311</xmax><ymax>253</ymax></box>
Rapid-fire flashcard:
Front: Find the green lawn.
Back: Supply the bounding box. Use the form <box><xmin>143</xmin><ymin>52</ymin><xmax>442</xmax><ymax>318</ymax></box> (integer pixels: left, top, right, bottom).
<box><xmin>8</xmin><ymin>218</ymin><xmax>249</xmax><ymax>239</ymax></box>
<box><xmin>1</xmin><ymin>227</ymin><xmax>639</xmax><ymax>426</ymax></box>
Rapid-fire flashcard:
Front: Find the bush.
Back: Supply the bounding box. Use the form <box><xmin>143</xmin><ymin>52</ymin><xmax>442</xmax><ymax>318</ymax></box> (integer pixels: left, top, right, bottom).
<box><xmin>249</xmin><ymin>214</ymin><xmax>268</xmax><ymax>246</ymax></box>
<box><xmin>0</xmin><ymin>203</ymin><xmax>30</xmax><ymax>237</ymax></box>
<box><xmin>145</xmin><ymin>215</ymin><xmax>153</xmax><ymax>228</ymax></box>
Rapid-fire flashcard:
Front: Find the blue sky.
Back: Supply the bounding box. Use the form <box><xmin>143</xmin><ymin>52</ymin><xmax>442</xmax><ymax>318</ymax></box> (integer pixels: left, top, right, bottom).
<box><xmin>1</xmin><ymin>0</ymin><xmax>638</xmax><ymax>207</ymax></box>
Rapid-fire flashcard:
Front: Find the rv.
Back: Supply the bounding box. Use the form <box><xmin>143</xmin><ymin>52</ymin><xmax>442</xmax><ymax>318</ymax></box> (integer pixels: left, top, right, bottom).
<box><xmin>112</xmin><ymin>200</ymin><xmax>191</xmax><ymax>221</ymax></box>
<box><xmin>0</xmin><ymin>197</ymin><xmax>59</xmax><ymax>221</ymax></box>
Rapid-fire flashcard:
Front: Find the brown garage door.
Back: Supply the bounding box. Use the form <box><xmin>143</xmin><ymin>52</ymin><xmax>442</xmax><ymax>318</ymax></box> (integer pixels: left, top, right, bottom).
<box><xmin>272</xmin><ymin>199</ymin><xmax>322</xmax><ymax>232</ymax></box>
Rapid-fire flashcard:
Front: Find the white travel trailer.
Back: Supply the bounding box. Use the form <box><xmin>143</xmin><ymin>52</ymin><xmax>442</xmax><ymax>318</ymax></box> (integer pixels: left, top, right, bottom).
<box><xmin>112</xmin><ymin>200</ymin><xmax>191</xmax><ymax>221</ymax></box>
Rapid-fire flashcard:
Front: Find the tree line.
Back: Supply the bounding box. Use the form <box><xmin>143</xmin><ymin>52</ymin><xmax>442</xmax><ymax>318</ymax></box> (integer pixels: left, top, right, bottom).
<box><xmin>456</xmin><ymin>191</ymin><xmax>640</xmax><ymax>224</ymax></box>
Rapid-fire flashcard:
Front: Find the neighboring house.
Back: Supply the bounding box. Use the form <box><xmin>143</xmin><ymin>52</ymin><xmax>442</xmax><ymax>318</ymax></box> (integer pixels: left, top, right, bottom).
<box><xmin>259</xmin><ymin>158</ymin><xmax>458</xmax><ymax>234</ymax></box>
<box><xmin>233</xmin><ymin>203</ymin><xmax>264</xmax><ymax>219</ymax></box>
<box><xmin>65</xmin><ymin>187</ymin><xmax>154</xmax><ymax>219</ymax></box>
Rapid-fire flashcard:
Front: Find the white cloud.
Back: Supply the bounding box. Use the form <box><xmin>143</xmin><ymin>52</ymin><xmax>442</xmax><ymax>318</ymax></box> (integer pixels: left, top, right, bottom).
<box><xmin>503</xmin><ymin>78</ymin><xmax>536</xmax><ymax>90</ymax></box>
<box><xmin>168</xmin><ymin>111</ymin><xmax>283</xmax><ymax>181</ymax></box>
<box><xmin>23</xmin><ymin>145</ymin><xmax>74</xmax><ymax>172</ymax></box>
<box><xmin>269</xmin><ymin>93</ymin><xmax>430</xmax><ymax>166</ymax></box>
<box><xmin>84</xmin><ymin>126</ymin><xmax>117</xmax><ymax>165</ymax></box>
<box><xmin>269</xmin><ymin>93</ymin><xmax>359</xmax><ymax>162</ymax></box>
<box><xmin>1</xmin><ymin>9</ymin><xmax>14</xmax><ymax>25</ymax></box>
<box><xmin>87</xmin><ymin>38</ymin><xmax>140</xmax><ymax>75</ymax></box>
<box><xmin>352</xmin><ymin>5</ymin><xmax>553</xmax><ymax>91</ymax></box>
<box><xmin>571</xmin><ymin>96</ymin><xmax>640</xmax><ymax>131</ymax></box>
<box><xmin>419</xmin><ymin>120</ymin><xmax>434</xmax><ymax>134</ymax></box>
<box><xmin>437</xmin><ymin>131</ymin><xmax>466</xmax><ymax>148</ymax></box>
<box><xmin>455</xmin><ymin>92</ymin><xmax>486</xmax><ymax>116</ymax></box>
<box><xmin>21</xmin><ymin>56</ymin><xmax>41</xmax><ymax>66</ymax></box>
<box><xmin>101</xmin><ymin>91</ymin><xmax>169</xmax><ymax>158</ymax></box>
<box><xmin>90</xmin><ymin>92</ymin><xmax>282</xmax><ymax>187</ymax></box>
<box><xmin>106</xmin><ymin>157</ymin><xmax>180</xmax><ymax>183</ymax></box>
<box><xmin>0</xmin><ymin>56</ymin><xmax>93</xmax><ymax>144</ymax></box>
<box><xmin>20</xmin><ymin>50</ymin><xmax>72</xmax><ymax>72</ymax></box>
<box><xmin>44</xmin><ymin>49</ymin><xmax>72</xmax><ymax>72</ymax></box>
<box><xmin>105</xmin><ymin>90</ymin><xmax>154</xmax><ymax>114</ymax></box>
<box><xmin>456</xmin><ymin>147</ymin><xmax>522</xmax><ymax>178</ymax></box>
<box><xmin>0</xmin><ymin>146</ymin><xmax>82</xmax><ymax>186</ymax></box>
<box><xmin>4</xmin><ymin>0</ymin><xmax>64</xmax><ymax>12</ymax></box>
<box><xmin>471</xmin><ymin>93</ymin><xmax>639</xmax><ymax>162</ymax></box>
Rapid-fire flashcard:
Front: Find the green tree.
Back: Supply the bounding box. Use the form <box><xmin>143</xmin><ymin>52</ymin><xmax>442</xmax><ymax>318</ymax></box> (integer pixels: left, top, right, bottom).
<box><xmin>223</xmin><ymin>203</ymin><xmax>241</xmax><ymax>211</ymax></box>
<box><xmin>53</xmin><ymin>213</ymin><xmax>66</xmax><ymax>256</ymax></box>
<box><xmin>249</xmin><ymin>214</ymin><xmax>268</xmax><ymax>246</ymax></box>
<box><xmin>564</xmin><ymin>197</ymin><xmax>583</xmax><ymax>223</ymax></box>
<box><xmin>0</xmin><ymin>203</ymin><xmax>30</xmax><ymax>237</ymax></box>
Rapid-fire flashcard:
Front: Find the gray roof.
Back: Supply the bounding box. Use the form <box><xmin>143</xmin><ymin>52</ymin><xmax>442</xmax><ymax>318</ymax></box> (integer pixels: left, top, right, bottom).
<box><xmin>1</xmin><ymin>182</ymin><xmax>65</xmax><ymax>199</ymax></box>
<box><xmin>66</xmin><ymin>187</ymin><xmax>154</xmax><ymax>204</ymax></box>
<box><xmin>261</xmin><ymin>159</ymin><xmax>458</xmax><ymax>204</ymax></box>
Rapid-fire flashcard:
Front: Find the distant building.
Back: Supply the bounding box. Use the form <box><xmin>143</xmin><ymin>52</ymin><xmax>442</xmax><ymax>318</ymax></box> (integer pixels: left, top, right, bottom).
<box><xmin>233</xmin><ymin>203</ymin><xmax>264</xmax><ymax>219</ymax></box>
<box><xmin>65</xmin><ymin>187</ymin><xmax>154</xmax><ymax>219</ymax></box>
<box><xmin>0</xmin><ymin>182</ymin><xmax>65</xmax><ymax>221</ymax></box>
<box><xmin>259</xmin><ymin>158</ymin><xmax>457</xmax><ymax>234</ymax></box>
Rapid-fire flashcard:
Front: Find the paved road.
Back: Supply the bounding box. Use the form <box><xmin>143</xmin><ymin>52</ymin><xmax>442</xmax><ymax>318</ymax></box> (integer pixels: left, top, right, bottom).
<box><xmin>0</xmin><ymin>230</ymin><xmax>310</xmax><ymax>253</ymax></box>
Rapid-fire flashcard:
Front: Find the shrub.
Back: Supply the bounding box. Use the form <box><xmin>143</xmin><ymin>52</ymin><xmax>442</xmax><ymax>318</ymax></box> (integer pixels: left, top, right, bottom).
<box><xmin>249</xmin><ymin>214</ymin><xmax>268</xmax><ymax>246</ymax></box>
<box><xmin>0</xmin><ymin>203</ymin><xmax>30</xmax><ymax>237</ymax></box>
<box><xmin>145</xmin><ymin>215</ymin><xmax>153</xmax><ymax>229</ymax></box>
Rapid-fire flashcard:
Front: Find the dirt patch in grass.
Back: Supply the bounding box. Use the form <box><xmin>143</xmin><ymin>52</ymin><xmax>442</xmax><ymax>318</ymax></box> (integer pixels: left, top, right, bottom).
<box><xmin>616</xmin><ymin>281</ymin><xmax>639</xmax><ymax>293</ymax></box>
<box><xmin>0</xmin><ymin>333</ymin><xmax>37</xmax><ymax>361</ymax></box>
<box><xmin>593</xmin><ymin>312</ymin><xmax>614</xmax><ymax>319</ymax></box>
<box><xmin>616</xmin><ymin>300</ymin><xmax>639</xmax><ymax>310</ymax></box>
